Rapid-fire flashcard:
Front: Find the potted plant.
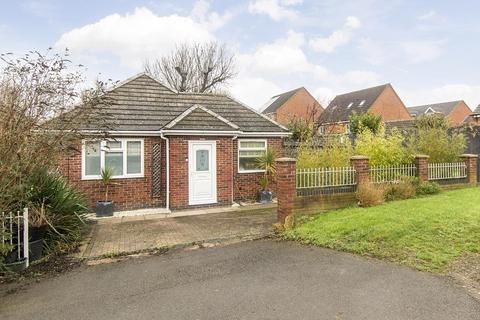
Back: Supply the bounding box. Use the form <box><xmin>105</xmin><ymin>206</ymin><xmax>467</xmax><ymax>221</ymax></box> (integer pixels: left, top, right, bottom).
<box><xmin>256</xmin><ymin>147</ymin><xmax>277</xmax><ymax>203</ymax></box>
<box><xmin>1</xmin><ymin>232</ymin><xmax>28</xmax><ymax>272</ymax></box>
<box><xmin>95</xmin><ymin>167</ymin><xmax>115</xmax><ymax>217</ymax></box>
<box><xmin>28</xmin><ymin>201</ymin><xmax>48</xmax><ymax>261</ymax></box>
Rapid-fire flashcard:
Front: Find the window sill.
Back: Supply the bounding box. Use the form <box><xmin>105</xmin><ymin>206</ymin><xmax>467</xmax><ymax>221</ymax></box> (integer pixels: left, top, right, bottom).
<box><xmin>238</xmin><ymin>170</ymin><xmax>265</xmax><ymax>174</ymax></box>
<box><xmin>81</xmin><ymin>175</ymin><xmax>145</xmax><ymax>181</ymax></box>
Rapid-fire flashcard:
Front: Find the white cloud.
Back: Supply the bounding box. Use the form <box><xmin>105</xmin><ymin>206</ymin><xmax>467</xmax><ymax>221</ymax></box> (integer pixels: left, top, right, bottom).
<box><xmin>190</xmin><ymin>0</ymin><xmax>233</xmax><ymax>30</ymax></box>
<box><xmin>417</xmin><ymin>11</ymin><xmax>436</xmax><ymax>21</ymax></box>
<box><xmin>55</xmin><ymin>7</ymin><xmax>216</xmax><ymax>70</ymax></box>
<box><xmin>237</xmin><ymin>30</ymin><xmax>328</xmax><ymax>80</ymax></box>
<box><xmin>309</xmin><ymin>16</ymin><xmax>361</xmax><ymax>53</ymax></box>
<box><xmin>234</xmin><ymin>30</ymin><xmax>380</xmax><ymax>108</ymax></box>
<box><xmin>402</xmin><ymin>40</ymin><xmax>445</xmax><ymax>64</ymax></box>
<box><xmin>341</xmin><ymin>70</ymin><xmax>380</xmax><ymax>86</ymax></box>
<box><xmin>281</xmin><ymin>0</ymin><xmax>303</xmax><ymax>5</ymax></box>
<box><xmin>230</xmin><ymin>76</ymin><xmax>282</xmax><ymax>109</ymax></box>
<box><xmin>248</xmin><ymin>0</ymin><xmax>301</xmax><ymax>21</ymax></box>
<box><xmin>402</xmin><ymin>84</ymin><xmax>480</xmax><ymax>110</ymax></box>
<box><xmin>358</xmin><ymin>38</ymin><xmax>388</xmax><ymax>65</ymax></box>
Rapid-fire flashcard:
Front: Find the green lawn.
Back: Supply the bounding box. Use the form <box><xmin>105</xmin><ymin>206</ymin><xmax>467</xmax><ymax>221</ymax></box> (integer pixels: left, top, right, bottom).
<box><xmin>286</xmin><ymin>187</ymin><xmax>480</xmax><ymax>272</ymax></box>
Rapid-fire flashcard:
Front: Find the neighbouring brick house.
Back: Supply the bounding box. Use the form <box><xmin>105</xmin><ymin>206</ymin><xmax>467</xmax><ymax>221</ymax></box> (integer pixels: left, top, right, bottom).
<box><xmin>261</xmin><ymin>87</ymin><xmax>323</xmax><ymax>125</ymax></box>
<box><xmin>409</xmin><ymin>100</ymin><xmax>472</xmax><ymax>126</ymax></box>
<box><xmin>316</xmin><ymin>83</ymin><xmax>411</xmax><ymax>135</ymax></box>
<box><xmin>59</xmin><ymin>73</ymin><xmax>289</xmax><ymax>211</ymax></box>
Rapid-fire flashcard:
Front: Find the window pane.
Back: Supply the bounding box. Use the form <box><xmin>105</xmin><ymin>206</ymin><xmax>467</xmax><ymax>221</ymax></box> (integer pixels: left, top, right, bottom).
<box><xmin>196</xmin><ymin>149</ymin><xmax>209</xmax><ymax>171</ymax></box>
<box><xmin>239</xmin><ymin>157</ymin><xmax>262</xmax><ymax>171</ymax></box>
<box><xmin>239</xmin><ymin>141</ymin><xmax>266</xmax><ymax>149</ymax></box>
<box><xmin>239</xmin><ymin>150</ymin><xmax>264</xmax><ymax>157</ymax></box>
<box><xmin>85</xmin><ymin>141</ymin><xmax>101</xmax><ymax>176</ymax></box>
<box><xmin>106</xmin><ymin>141</ymin><xmax>122</xmax><ymax>149</ymax></box>
<box><xmin>105</xmin><ymin>152</ymin><xmax>123</xmax><ymax>176</ymax></box>
<box><xmin>127</xmin><ymin>141</ymin><xmax>142</xmax><ymax>174</ymax></box>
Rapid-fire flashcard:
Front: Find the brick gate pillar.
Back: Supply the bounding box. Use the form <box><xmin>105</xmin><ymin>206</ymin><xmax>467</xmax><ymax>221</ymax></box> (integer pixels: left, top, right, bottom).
<box><xmin>414</xmin><ymin>155</ymin><xmax>429</xmax><ymax>182</ymax></box>
<box><xmin>460</xmin><ymin>154</ymin><xmax>478</xmax><ymax>185</ymax></box>
<box><xmin>350</xmin><ymin>156</ymin><xmax>370</xmax><ymax>188</ymax></box>
<box><xmin>276</xmin><ymin>158</ymin><xmax>296</xmax><ymax>224</ymax></box>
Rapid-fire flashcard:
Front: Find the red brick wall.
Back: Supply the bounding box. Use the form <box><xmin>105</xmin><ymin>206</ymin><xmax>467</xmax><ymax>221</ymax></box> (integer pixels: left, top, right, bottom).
<box><xmin>59</xmin><ymin>135</ymin><xmax>285</xmax><ymax>211</ymax></box>
<box><xmin>275</xmin><ymin>88</ymin><xmax>323</xmax><ymax>125</ymax></box>
<box><xmin>168</xmin><ymin>136</ymin><xmax>234</xmax><ymax>210</ymax></box>
<box><xmin>59</xmin><ymin>137</ymin><xmax>166</xmax><ymax>211</ymax></box>
<box><xmin>233</xmin><ymin>137</ymin><xmax>284</xmax><ymax>201</ymax></box>
<box><xmin>368</xmin><ymin>85</ymin><xmax>412</xmax><ymax>121</ymax></box>
<box><xmin>448</xmin><ymin>101</ymin><xmax>472</xmax><ymax>126</ymax></box>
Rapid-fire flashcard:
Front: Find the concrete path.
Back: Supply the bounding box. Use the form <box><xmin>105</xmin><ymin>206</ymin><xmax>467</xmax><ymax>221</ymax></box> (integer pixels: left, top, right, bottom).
<box><xmin>1</xmin><ymin>240</ymin><xmax>479</xmax><ymax>320</ymax></box>
<box><xmin>80</xmin><ymin>208</ymin><xmax>276</xmax><ymax>258</ymax></box>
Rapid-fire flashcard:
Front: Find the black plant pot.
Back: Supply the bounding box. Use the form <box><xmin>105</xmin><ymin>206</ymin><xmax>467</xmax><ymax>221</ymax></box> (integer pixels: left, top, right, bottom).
<box><xmin>4</xmin><ymin>258</ymin><xmax>28</xmax><ymax>272</ymax></box>
<box><xmin>257</xmin><ymin>190</ymin><xmax>273</xmax><ymax>203</ymax></box>
<box><xmin>29</xmin><ymin>239</ymin><xmax>44</xmax><ymax>262</ymax></box>
<box><xmin>30</xmin><ymin>225</ymin><xmax>47</xmax><ymax>242</ymax></box>
<box><xmin>96</xmin><ymin>201</ymin><xmax>114</xmax><ymax>217</ymax></box>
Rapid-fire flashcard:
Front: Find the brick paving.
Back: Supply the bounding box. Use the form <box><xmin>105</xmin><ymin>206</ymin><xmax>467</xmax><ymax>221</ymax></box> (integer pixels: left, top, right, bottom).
<box><xmin>80</xmin><ymin>208</ymin><xmax>276</xmax><ymax>258</ymax></box>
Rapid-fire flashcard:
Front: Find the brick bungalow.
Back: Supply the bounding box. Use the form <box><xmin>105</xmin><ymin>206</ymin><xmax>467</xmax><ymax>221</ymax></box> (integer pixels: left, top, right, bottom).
<box><xmin>316</xmin><ymin>83</ymin><xmax>411</xmax><ymax>135</ymax></box>
<box><xmin>261</xmin><ymin>87</ymin><xmax>323</xmax><ymax>125</ymax></box>
<box><xmin>59</xmin><ymin>73</ymin><xmax>289</xmax><ymax>211</ymax></box>
<box><xmin>409</xmin><ymin>100</ymin><xmax>472</xmax><ymax>127</ymax></box>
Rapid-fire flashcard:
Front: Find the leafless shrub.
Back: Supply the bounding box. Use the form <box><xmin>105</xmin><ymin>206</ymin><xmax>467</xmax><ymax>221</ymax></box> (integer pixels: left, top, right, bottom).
<box><xmin>0</xmin><ymin>49</ymin><xmax>112</xmax><ymax>209</ymax></box>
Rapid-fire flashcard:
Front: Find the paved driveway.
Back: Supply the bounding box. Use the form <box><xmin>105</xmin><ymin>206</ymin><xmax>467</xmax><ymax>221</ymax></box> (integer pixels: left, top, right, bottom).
<box><xmin>80</xmin><ymin>208</ymin><xmax>276</xmax><ymax>258</ymax></box>
<box><xmin>2</xmin><ymin>240</ymin><xmax>479</xmax><ymax>320</ymax></box>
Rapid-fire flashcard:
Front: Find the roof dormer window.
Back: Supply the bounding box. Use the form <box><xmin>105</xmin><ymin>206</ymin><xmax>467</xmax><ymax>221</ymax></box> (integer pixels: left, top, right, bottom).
<box><xmin>359</xmin><ymin>100</ymin><xmax>366</xmax><ymax>106</ymax></box>
<box><xmin>347</xmin><ymin>102</ymin><xmax>353</xmax><ymax>109</ymax></box>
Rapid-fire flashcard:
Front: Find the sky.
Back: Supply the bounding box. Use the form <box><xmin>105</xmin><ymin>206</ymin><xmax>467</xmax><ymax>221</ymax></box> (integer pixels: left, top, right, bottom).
<box><xmin>1</xmin><ymin>0</ymin><xmax>480</xmax><ymax>110</ymax></box>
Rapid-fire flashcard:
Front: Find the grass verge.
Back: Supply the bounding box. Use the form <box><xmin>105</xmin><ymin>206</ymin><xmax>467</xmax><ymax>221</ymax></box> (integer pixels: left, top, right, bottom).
<box><xmin>285</xmin><ymin>187</ymin><xmax>480</xmax><ymax>272</ymax></box>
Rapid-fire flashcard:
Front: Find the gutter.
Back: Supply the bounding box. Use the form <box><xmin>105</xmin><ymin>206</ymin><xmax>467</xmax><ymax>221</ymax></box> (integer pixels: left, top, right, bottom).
<box><xmin>160</xmin><ymin>133</ymin><xmax>170</xmax><ymax>211</ymax></box>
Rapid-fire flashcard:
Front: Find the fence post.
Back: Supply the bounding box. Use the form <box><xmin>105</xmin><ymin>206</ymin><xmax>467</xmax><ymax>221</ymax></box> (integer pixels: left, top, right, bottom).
<box><xmin>460</xmin><ymin>154</ymin><xmax>478</xmax><ymax>185</ymax></box>
<box><xmin>350</xmin><ymin>156</ymin><xmax>369</xmax><ymax>188</ymax></box>
<box><xmin>414</xmin><ymin>155</ymin><xmax>429</xmax><ymax>182</ymax></box>
<box><xmin>23</xmin><ymin>208</ymin><xmax>29</xmax><ymax>268</ymax></box>
<box><xmin>276</xmin><ymin>157</ymin><xmax>296</xmax><ymax>224</ymax></box>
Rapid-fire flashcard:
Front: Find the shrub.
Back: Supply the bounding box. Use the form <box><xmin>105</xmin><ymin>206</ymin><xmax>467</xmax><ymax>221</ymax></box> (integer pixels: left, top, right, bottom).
<box><xmin>416</xmin><ymin>181</ymin><xmax>441</xmax><ymax>196</ymax></box>
<box><xmin>26</xmin><ymin>168</ymin><xmax>89</xmax><ymax>253</ymax></box>
<box><xmin>349</xmin><ymin>111</ymin><xmax>382</xmax><ymax>135</ymax></box>
<box><xmin>355</xmin><ymin>128</ymin><xmax>413</xmax><ymax>166</ymax></box>
<box><xmin>356</xmin><ymin>183</ymin><xmax>385</xmax><ymax>207</ymax></box>
<box><xmin>410</xmin><ymin>127</ymin><xmax>466</xmax><ymax>163</ymax></box>
<box><xmin>384</xmin><ymin>177</ymin><xmax>417</xmax><ymax>201</ymax></box>
<box><xmin>297</xmin><ymin>137</ymin><xmax>354</xmax><ymax>168</ymax></box>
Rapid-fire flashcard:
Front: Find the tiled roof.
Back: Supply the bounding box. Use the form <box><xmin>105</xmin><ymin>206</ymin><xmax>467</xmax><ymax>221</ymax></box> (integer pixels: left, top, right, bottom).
<box><xmin>317</xmin><ymin>84</ymin><xmax>389</xmax><ymax>124</ymax></box>
<box><xmin>408</xmin><ymin>101</ymin><xmax>462</xmax><ymax>116</ymax></box>
<box><xmin>261</xmin><ymin>87</ymin><xmax>303</xmax><ymax>114</ymax></box>
<box><xmin>76</xmin><ymin>73</ymin><xmax>286</xmax><ymax>133</ymax></box>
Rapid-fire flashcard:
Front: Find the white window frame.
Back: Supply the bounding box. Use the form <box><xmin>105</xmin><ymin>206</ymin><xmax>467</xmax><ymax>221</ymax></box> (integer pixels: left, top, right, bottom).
<box><xmin>238</xmin><ymin>139</ymin><xmax>267</xmax><ymax>173</ymax></box>
<box><xmin>81</xmin><ymin>138</ymin><xmax>144</xmax><ymax>180</ymax></box>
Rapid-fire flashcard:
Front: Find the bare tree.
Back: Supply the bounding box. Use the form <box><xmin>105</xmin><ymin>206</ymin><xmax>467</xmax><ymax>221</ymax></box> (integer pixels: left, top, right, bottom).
<box><xmin>0</xmin><ymin>49</ymin><xmax>112</xmax><ymax>209</ymax></box>
<box><xmin>144</xmin><ymin>42</ymin><xmax>236</xmax><ymax>93</ymax></box>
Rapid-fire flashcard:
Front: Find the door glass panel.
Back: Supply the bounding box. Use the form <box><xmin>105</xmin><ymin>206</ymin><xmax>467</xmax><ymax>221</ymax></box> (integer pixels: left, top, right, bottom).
<box><xmin>196</xmin><ymin>149</ymin><xmax>209</xmax><ymax>171</ymax></box>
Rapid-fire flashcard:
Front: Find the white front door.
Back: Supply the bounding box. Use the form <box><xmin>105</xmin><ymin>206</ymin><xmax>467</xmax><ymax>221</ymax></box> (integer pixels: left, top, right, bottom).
<box><xmin>188</xmin><ymin>141</ymin><xmax>217</xmax><ymax>205</ymax></box>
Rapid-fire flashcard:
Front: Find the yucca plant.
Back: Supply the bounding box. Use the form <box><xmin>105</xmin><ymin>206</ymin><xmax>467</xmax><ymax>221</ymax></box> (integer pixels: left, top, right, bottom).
<box><xmin>100</xmin><ymin>167</ymin><xmax>115</xmax><ymax>202</ymax></box>
<box><xmin>26</xmin><ymin>168</ymin><xmax>89</xmax><ymax>253</ymax></box>
<box><xmin>256</xmin><ymin>147</ymin><xmax>277</xmax><ymax>191</ymax></box>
